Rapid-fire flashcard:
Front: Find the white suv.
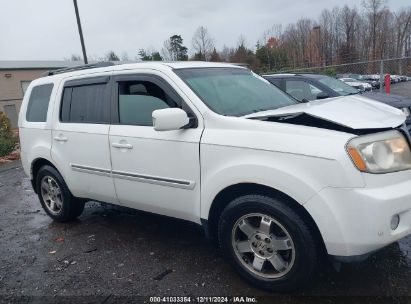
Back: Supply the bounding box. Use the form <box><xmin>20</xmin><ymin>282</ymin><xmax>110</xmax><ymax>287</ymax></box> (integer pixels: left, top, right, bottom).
<box><xmin>18</xmin><ymin>62</ymin><xmax>411</xmax><ymax>292</ymax></box>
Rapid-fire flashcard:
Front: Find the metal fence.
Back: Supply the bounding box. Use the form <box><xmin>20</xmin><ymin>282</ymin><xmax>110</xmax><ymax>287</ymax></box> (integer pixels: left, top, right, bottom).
<box><xmin>278</xmin><ymin>56</ymin><xmax>411</xmax><ymax>92</ymax></box>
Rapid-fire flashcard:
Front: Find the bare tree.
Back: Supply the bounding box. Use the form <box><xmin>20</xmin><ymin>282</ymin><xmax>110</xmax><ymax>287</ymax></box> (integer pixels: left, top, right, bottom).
<box><xmin>105</xmin><ymin>51</ymin><xmax>120</xmax><ymax>61</ymax></box>
<box><xmin>394</xmin><ymin>8</ymin><xmax>411</xmax><ymax>57</ymax></box>
<box><xmin>161</xmin><ymin>39</ymin><xmax>174</xmax><ymax>61</ymax></box>
<box><xmin>70</xmin><ymin>54</ymin><xmax>82</xmax><ymax>61</ymax></box>
<box><xmin>220</xmin><ymin>45</ymin><xmax>235</xmax><ymax>62</ymax></box>
<box><xmin>121</xmin><ymin>52</ymin><xmax>129</xmax><ymax>61</ymax></box>
<box><xmin>337</xmin><ymin>5</ymin><xmax>361</xmax><ymax>63</ymax></box>
<box><xmin>192</xmin><ymin>26</ymin><xmax>215</xmax><ymax>61</ymax></box>
<box><xmin>362</xmin><ymin>0</ymin><xmax>387</xmax><ymax>59</ymax></box>
<box><xmin>88</xmin><ymin>1</ymin><xmax>410</xmax><ymax>73</ymax></box>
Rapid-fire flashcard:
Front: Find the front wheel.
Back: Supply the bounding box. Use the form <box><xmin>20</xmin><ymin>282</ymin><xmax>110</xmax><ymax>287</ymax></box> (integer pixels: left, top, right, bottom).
<box><xmin>218</xmin><ymin>195</ymin><xmax>318</xmax><ymax>292</ymax></box>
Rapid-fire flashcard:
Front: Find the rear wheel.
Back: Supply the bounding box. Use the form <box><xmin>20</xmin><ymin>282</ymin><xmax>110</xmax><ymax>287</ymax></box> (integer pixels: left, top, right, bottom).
<box><xmin>36</xmin><ymin>165</ymin><xmax>84</xmax><ymax>222</ymax></box>
<box><xmin>218</xmin><ymin>194</ymin><xmax>318</xmax><ymax>292</ymax></box>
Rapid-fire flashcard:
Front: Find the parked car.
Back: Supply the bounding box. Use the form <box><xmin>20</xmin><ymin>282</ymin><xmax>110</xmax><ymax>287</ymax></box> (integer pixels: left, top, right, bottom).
<box><xmin>263</xmin><ymin>73</ymin><xmax>411</xmax><ymax>131</ymax></box>
<box><xmin>339</xmin><ymin>73</ymin><xmax>380</xmax><ymax>89</ymax></box>
<box><xmin>19</xmin><ymin>62</ymin><xmax>411</xmax><ymax>292</ymax></box>
<box><xmin>363</xmin><ymin>74</ymin><xmax>381</xmax><ymax>89</ymax></box>
<box><xmin>390</xmin><ymin>75</ymin><xmax>401</xmax><ymax>84</ymax></box>
<box><xmin>339</xmin><ymin>77</ymin><xmax>372</xmax><ymax>91</ymax></box>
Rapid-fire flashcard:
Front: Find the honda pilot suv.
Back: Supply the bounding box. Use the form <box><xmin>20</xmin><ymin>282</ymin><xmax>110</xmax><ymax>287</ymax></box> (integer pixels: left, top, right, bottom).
<box><xmin>19</xmin><ymin>62</ymin><xmax>411</xmax><ymax>292</ymax></box>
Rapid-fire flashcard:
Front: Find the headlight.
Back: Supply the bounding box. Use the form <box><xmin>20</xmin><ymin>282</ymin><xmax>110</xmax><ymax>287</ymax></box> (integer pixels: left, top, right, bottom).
<box><xmin>347</xmin><ymin>130</ymin><xmax>411</xmax><ymax>173</ymax></box>
<box><xmin>401</xmin><ymin>107</ymin><xmax>410</xmax><ymax>117</ymax></box>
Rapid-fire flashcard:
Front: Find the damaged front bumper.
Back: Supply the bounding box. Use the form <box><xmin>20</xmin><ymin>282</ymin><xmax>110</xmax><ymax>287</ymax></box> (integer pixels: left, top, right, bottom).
<box><xmin>304</xmin><ymin>168</ymin><xmax>411</xmax><ymax>257</ymax></box>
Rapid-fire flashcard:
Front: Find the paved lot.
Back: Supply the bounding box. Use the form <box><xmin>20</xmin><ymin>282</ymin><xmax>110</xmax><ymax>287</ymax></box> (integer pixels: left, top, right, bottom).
<box><xmin>0</xmin><ymin>162</ymin><xmax>411</xmax><ymax>303</ymax></box>
<box><xmin>390</xmin><ymin>81</ymin><xmax>411</xmax><ymax>98</ymax></box>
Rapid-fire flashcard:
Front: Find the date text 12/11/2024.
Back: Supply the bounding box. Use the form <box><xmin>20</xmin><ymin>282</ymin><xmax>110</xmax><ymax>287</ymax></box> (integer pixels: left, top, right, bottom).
<box><xmin>149</xmin><ymin>296</ymin><xmax>258</xmax><ymax>303</ymax></box>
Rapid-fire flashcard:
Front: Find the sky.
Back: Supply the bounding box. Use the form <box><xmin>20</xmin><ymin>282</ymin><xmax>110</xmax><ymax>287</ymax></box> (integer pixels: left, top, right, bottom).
<box><xmin>0</xmin><ymin>0</ymin><xmax>410</xmax><ymax>61</ymax></box>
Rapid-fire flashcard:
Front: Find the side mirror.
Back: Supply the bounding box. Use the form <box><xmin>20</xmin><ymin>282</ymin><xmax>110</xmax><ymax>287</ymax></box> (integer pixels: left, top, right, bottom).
<box><xmin>152</xmin><ymin>108</ymin><xmax>190</xmax><ymax>131</ymax></box>
<box><xmin>316</xmin><ymin>92</ymin><xmax>329</xmax><ymax>100</ymax></box>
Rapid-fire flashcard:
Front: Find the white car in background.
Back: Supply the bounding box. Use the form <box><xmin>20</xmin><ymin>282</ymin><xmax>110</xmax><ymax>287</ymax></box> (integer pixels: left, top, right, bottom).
<box><xmin>391</xmin><ymin>75</ymin><xmax>401</xmax><ymax>83</ymax></box>
<box><xmin>18</xmin><ymin>61</ymin><xmax>411</xmax><ymax>292</ymax></box>
<box><xmin>339</xmin><ymin>77</ymin><xmax>372</xmax><ymax>92</ymax></box>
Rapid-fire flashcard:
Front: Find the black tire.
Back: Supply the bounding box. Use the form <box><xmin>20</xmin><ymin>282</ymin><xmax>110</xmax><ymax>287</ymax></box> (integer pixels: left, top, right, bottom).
<box><xmin>218</xmin><ymin>194</ymin><xmax>318</xmax><ymax>292</ymax></box>
<box><xmin>35</xmin><ymin>165</ymin><xmax>84</xmax><ymax>222</ymax></box>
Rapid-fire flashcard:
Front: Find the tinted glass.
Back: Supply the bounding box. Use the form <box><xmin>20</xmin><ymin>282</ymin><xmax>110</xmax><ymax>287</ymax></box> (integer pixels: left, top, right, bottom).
<box><xmin>175</xmin><ymin>68</ymin><xmax>296</xmax><ymax>117</ymax></box>
<box><xmin>60</xmin><ymin>84</ymin><xmax>110</xmax><ymax>123</ymax></box>
<box><xmin>266</xmin><ymin>78</ymin><xmax>284</xmax><ymax>89</ymax></box>
<box><xmin>26</xmin><ymin>84</ymin><xmax>54</xmax><ymax>122</ymax></box>
<box><xmin>285</xmin><ymin>80</ymin><xmax>325</xmax><ymax>101</ymax></box>
<box><xmin>118</xmin><ymin>81</ymin><xmax>177</xmax><ymax>126</ymax></box>
<box><xmin>318</xmin><ymin>76</ymin><xmax>358</xmax><ymax>96</ymax></box>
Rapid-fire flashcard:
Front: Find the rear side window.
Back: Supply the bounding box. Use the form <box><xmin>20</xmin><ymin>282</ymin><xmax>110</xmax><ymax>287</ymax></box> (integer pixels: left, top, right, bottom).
<box><xmin>60</xmin><ymin>82</ymin><xmax>110</xmax><ymax>123</ymax></box>
<box><xmin>26</xmin><ymin>84</ymin><xmax>54</xmax><ymax>122</ymax></box>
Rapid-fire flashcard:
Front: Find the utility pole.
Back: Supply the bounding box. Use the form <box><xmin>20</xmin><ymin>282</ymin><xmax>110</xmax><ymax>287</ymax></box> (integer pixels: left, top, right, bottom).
<box><xmin>73</xmin><ymin>0</ymin><xmax>88</xmax><ymax>64</ymax></box>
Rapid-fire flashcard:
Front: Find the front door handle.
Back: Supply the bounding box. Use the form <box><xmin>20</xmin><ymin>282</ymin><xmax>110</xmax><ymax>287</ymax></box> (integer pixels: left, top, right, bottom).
<box><xmin>112</xmin><ymin>142</ymin><xmax>133</xmax><ymax>149</ymax></box>
<box><xmin>54</xmin><ymin>135</ymin><xmax>68</xmax><ymax>142</ymax></box>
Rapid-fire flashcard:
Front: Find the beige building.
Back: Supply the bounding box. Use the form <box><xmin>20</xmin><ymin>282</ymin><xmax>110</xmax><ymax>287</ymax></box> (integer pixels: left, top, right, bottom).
<box><xmin>0</xmin><ymin>61</ymin><xmax>82</xmax><ymax>128</ymax></box>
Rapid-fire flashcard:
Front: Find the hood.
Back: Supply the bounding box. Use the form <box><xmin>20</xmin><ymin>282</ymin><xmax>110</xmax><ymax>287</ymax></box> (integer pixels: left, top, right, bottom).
<box><xmin>244</xmin><ymin>95</ymin><xmax>406</xmax><ymax>130</ymax></box>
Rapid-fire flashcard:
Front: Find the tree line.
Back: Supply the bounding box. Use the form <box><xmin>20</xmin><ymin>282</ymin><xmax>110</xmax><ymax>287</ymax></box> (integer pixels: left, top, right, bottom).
<box><xmin>70</xmin><ymin>0</ymin><xmax>411</xmax><ymax>74</ymax></box>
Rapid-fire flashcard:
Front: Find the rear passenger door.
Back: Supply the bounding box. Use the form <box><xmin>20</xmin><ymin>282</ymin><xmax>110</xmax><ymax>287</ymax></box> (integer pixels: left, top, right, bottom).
<box><xmin>51</xmin><ymin>75</ymin><xmax>118</xmax><ymax>204</ymax></box>
<box><xmin>108</xmin><ymin>73</ymin><xmax>203</xmax><ymax>223</ymax></box>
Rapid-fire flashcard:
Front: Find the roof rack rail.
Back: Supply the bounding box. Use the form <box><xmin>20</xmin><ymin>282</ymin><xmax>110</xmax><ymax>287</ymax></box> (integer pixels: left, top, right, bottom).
<box><xmin>42</xmin><ymin>62</ymin><xmax>115</xmax><ymax>77</ymax></box>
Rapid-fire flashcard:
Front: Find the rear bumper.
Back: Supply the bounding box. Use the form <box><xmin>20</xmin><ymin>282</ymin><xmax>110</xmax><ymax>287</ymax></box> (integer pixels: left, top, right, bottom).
<box><xmin>304</xmin><ymin>174</ymin><xmax>411</xmax><ymax>257</ymax></box>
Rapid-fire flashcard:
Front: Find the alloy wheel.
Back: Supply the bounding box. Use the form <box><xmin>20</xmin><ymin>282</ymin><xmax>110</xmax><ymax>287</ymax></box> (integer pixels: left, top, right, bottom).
<box><xmin>40</xmin><ymin>176</ymin><xmax>63</xmax><ymax>215</ymax></box>
<box><xmin>231</xmin><ymin>213</ymin><xmax>295</xmax><ymax>279</ymax></box>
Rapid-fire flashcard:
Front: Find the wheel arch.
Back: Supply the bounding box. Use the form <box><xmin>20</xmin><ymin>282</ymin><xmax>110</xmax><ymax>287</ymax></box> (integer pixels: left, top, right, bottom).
<box><xmin>30</xmin><ymin>158</ymin><xmax>59</xmax><ymax>193</ymax></box>
<box><xmin>205</xmin><ymin>183</ymin><xmax>326</xmax><ymax>255</ymax></box>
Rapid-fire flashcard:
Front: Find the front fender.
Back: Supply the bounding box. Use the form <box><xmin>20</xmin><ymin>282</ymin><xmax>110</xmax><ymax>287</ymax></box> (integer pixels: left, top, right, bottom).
<box><xmin>200</xmin><ymin>145</ymin><xmax>365</xmax><ymax>220</ymax></box>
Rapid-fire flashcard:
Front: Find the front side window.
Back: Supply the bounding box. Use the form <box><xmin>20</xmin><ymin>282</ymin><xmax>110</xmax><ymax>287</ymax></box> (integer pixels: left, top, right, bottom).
<box><xmin>26</xmin><ymin>83</ymin><xmax>54</xmax><ymax>122</ymax></box>
<box><xmin>285</xmin><ymin>80</ymin><xmax>308</xmax><ymax>101</ymax></box>
<box><xmin>318</xmin><ymin>76</ymin><xmax>358</xmax><ymax>96</ymax></box>
<box><xmin>284</xmin><ymin>80</ymin><xmax>326</xmax><ymax>101</ymax></box>
<box><xmin>118</xmin><ymin>81</ymin><xmax>178</xmax><ymax>126</ymax></box>
<box><xmin>175</xmin><ymin>68</ymin><xmax>296</xmax><ymax>117</ymax></box>
<box><xmin>60</xmin><ymin>83</ymin><xmax>110</xmax><ymax>123</ymax></box>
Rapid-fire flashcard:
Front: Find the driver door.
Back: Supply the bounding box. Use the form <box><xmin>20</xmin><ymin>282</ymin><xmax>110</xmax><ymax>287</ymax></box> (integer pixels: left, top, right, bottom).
<box><xmin>108</xmin><ymin>73</ymin><xmax>203</xmax><ymax>223</ymax></box>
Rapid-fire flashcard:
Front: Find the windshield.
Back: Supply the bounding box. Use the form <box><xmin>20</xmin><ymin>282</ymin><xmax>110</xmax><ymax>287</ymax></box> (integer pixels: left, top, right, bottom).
<box><xmin>174</xmin><ymin>68</ymin><xmax>297</xmax><ymax>117</ymax></box>
<box><xmin>318</xmin><ymin>76</ymin><xmax>358</xmax><ymax>96</ymax></box>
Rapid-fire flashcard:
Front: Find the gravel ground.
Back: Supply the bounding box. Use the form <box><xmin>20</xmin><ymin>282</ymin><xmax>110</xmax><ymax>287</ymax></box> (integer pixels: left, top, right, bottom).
<box><xmin>0</xmin><ymin>162</ymin><xmax>411</xmax><ymax>303</ymax></box>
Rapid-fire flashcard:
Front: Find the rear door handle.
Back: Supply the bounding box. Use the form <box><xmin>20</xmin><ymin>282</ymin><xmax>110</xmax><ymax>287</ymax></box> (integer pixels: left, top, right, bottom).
<box><xmin>54</xmin><ymin>135</ymin><xmax>68</xmax><ymax>142</ymax></box>
<box><xmin>112</xmin><ymin>143</ymin><xmax>133</xmax><ymax>149</ymax></box>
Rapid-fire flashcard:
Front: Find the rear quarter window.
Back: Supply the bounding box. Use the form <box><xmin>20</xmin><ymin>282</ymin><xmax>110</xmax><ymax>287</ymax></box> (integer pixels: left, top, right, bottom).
<box><xmin>26</xmin><ymin>84</ymin><xmax>54</xmax><ymax>122</ymax></box>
